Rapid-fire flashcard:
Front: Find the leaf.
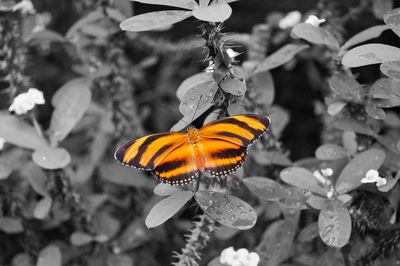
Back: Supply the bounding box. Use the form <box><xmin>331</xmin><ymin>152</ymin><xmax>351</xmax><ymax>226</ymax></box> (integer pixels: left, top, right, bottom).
<box><xmin>176</xmin><ymin>72</ymin><xmax>214</xmax><ymax>100</ymax></box>
<box><xmin>220</xmin><ymin>78</ymin><xmax>246</xmax><ymax>96</ymax></box>
<box><xmin>280</xmin><ymin>167</ymin><xmax>327</xmax><ymax>196</ymax></box>
<box><xmin>0</xmin><ymin>157</ymin><xmax>12</xmax><ymax>180</ymax></box>
<box><xmin>33</xmin><ymin>196</ymin><xmax>53</xmax><ymax>220</ymax></box>
<box><xmin>256</xmin><ymin>219</ymin><xmax>295</xmax><ymax>266</ymax></box>
<box><xmin>120</xmin><ymin>10</ymin><xmax>192</xmax><ymax>32</ymax></box>
<box><xmin>27</xmin><ymin>30</ymin><xmax>66</xmax><ymax>45</ymax></box>
<box><xmin>179</xmin><ymin>80</ymin><xmax>217</xmax><ymax>116</ymax></box>
<box><xmin>370</xmin><ymin>78</ymin><xmax>400</xmax><ymax>100</ymax></box>
<box><xmin>11</xmin><ymin>253</ymin><xmax>33</xmax><ymax>266</ymax></box>
<box><xmin>328</xmin><ymin>73</ymin><xmax>363</xmax><ymax>102</ymax></box>
<box><xmin>0</xmin><ymin>114</ymin><xmax>48</xmax><ymax>150</ymax></box>
<box><xmin>36</xmin><ymin>245</ymin><xmax>62</xmax><ymax>266</ymax></box>
<box><xmin>153</xmin><ymin>183</ymin><xmax>182</xmax><ymax>196</ymax></box>
<box><xmin>365</xmin><ymin>103</ymin><xmax>386</xmax><ymax>120</ymax></box>
<box><xmin>32</xmin><ymin>147</ymin><xmax>71</xmax><ymax>170</ymax></box>
<box><xmin>66</xmin><ymin>9</ymin><xmax>108</xmax><ymax>39</ymax></box>
<box><xmin>118</xmin><ymin>220</ymin><xmax>150</xmax><ymax>251</ymax></box>
<box><xmin>279</xmin><ymin>187</ymin><xmax>309</xmax><ymax>210</ymax></box>
<box><xmin>335</xmin><ymin>149</ymin><xmax>385</xmax><ymax>194</ymax></box>
<box><xmin>378</xmin><ymin>170</ymin><xmax>400</xmax><ymax>192</ymax></box>
<box><xmin>94</xmin><ymin>211</ymin><xmax>121</xmax><ymax>239</ymax></box>
<box><xmin>380</xmin><ymin>61</ymin><xmax>400</xmax><ymax>79</ymax></box>
<box><xmin>374</xmin><ymin>132</ymin><xmax>400</xmax><ymax>154</ymax></box>
<box><xmin>145</xmin><ymin>191</ymin><xmax>194</xmax><ymax>228</ymax></box>
<box><xmin>243</xmin><ymin>177</ymin><xmax>287</xmax><ymax>201</ymax></box>
<box><xmin>298</xmin><ymin>222</ymin><xmax>319</xmax><ymax>242</ymax></box>
<box><xmin>0</xmin><ymin>217</ymin><xmax>24</xmax><ymax>233</ymax></box>
<box><xmin>341</xmin><ymin>25</ymin><xmax>389</xmax><ymax>51</ymax></box>
<box><xmin>333</xmin><ymin>119</ymin><xmax>375</xmax><ymax>136</ymax></box>
<box><xmin>248</xmin><ymin>71</ymin><xmax>275</xmax><ymax>107</ymax></box>
<box><xmin>227</xmin><ymin>103</ymin><xmax>247</xmax><ymax>116</ymax></box>
<box><xmin>251</xmin><ymin>150</ymin><xmax>292</xmax><ymax>166</ymax></box>
<box><xmin>268</xmin><ymin>105</ymin><xmax>290</xmax><ymax>136</ymax></box>
<box><xmin>192</xmin><ymin>3</ymin><xmax>232</xmax><ymax>22</ymax></box>
<box><xmin>292</xmin><ymin>23</ymin><xmax>339</xmax><ymax>51</ymax></box>
<box><xmin>132</xmin><ymin>0</ymin><xmax>198</xmax><ymax>10</ymax></box>
<box><xmin>99</xmin><ymin>161</ymin><xmax>153</xmax><ymax>188</ymax></box>
<box><xmin>114</xmin><ymin>0</ymin><xmax>133</xmax><ymax>18</ymax></box>
<box><xmin>306</xmin><ymin>194</ymin><xmax>327</xmax><ymax>210</ymax></box>
<box><xmin>70</xmin><ymin>231</ymin><xmax>94</xmax><ymax>246</ymax></box>
<box><xmin>254</xmin><ymin>44</ymin><xmax>309</xmax><ymax>74</ymax></box>
<box><xmin>49</xmin><ymin>77</ymin><xmax>92</xmax><ymax>143</ymax></box>
<box><xmin>199</xmin><ymin>0</ymin><xmax>210</xmax><ymax>7</ymax></box>
<box><xmin>384</xmin><ymin>7</ymin><xmax>400</xmax><ymax>38</ymax></box>
<box><xmin>315</xmin><ymin>248</ymin><xmax>346</xmax><ymax>266</ymax></box>
<box><xmin>24</xmin><ymin>164</ymin><xmax>48</xmax><ymax>196</ymax></box>
<box><xmin>342</xmin><ymin>44</ymin><xmax>400</xmax><ymax>68</ymax></box>
<box><xmin>318</xmin><ymin>199</ymin><xmax>351</xmax><ymax>248</ymax></box>
<box><xmin>107</xmin><ymin>254</ymin><xmax>133</xmax><ymax>266</ymax></box>
<box><xmin>327</xmin><ymin>101</ymin><xmax>346</xmax><ymax>116</ymax></box>
<box><xmin>315</xmin><ymin>144</ymin><xmax>348</xmax><ymax>160</ymax></box>
<box><xmin>195</xmin><ymin>191</ymin><xmax>257</xmax><ymax>230</ymax></box>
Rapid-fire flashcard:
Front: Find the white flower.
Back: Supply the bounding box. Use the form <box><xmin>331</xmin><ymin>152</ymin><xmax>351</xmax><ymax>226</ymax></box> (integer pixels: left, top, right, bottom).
<box><xmin>9</xmin><ymin>88</ymin><xmax>45</xmax><ymax>115</ymax></box>
<box><xmin>12</xmin><ymin>0</ymin><xmax>36</xmax><ymax>14</ymax></box>
<box><xmin>278</xmin><ymin>11</ymin><xmax>301</xmax><ymax>29</ymax></box>
<box><xmin>305</xmin><ymin>15</ymin><xmax>326</xmax><ymax>27</ymax></box>
<box><xmin>0</xmin><ymin>138</ymin><xmax>6</xmax><ymax>150</ymax></box>
<box><xmin>361</xmin><ymin>169</ymin><xmax>387</xmax><ymax>188</ymax></box>
<box><xmin>220</xmin><ymin>247</ymin><xmax>260</xmax><ymax>266</ymax></box>
<box><xmin>321</xmin><ymin>168</ymin><xmax>333</xmax><ymax>177</ymax></box>
<box><xmin>205</xmin><ymin>61</ymin><xmax>214</xmax><ymax>73</ymax></box>
<box><xmin>226</xmin><ymin>48</ymin><xmax>240</xmax><ymax>59</ymax></box>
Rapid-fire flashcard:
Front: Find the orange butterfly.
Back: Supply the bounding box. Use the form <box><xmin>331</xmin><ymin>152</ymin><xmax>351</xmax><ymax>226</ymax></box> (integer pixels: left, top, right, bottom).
<box><xmin>114</xmin><ymin>114</ymin><xmax>270</xmax><ymax>185</ymax></box>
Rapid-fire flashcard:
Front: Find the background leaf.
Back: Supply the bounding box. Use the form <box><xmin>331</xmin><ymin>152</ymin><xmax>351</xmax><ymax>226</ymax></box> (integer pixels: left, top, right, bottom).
<box><xmin>192</xmin><ymin>3</ymin><xmax>232</xmax><ymax>22</ymax></box>
<box><xmin>315</xmin><ymin>144</ymin><xmax>348</xmax><ymax>160</ymax></box>
<box><xmin>132</xmin><ymin>0</ymin><xmax>198</xmax><ymax>9</ymax></box>
<box><xmin>318</xmin><ymin>199</ymin><xmax>351</xmax><ymax>248</ymax></box>
<box><xmin>280</xmin><ymin>167</ymin><xmax>327</xmax><ymax>196</ymax></box>
<box><xmin>36</xmin><ymin>245</ymin><xmax>62</xmax><ymax>266</ymax></box>
<box><xmin>292</xmin><ymin>23</ymin><xmax>339</xmax><ymax>50</ymax></box>
<box><xmin>341</xmin><ymin>25</ymin><xmax>389</xmax><ymax>51</ymax></box>
<box><xmin>195</xmin><ymin>191</ymin><xmax>257</xmax><ymax>230</ymax></box>
<box><xmin>145</xmin><ymin>191</ymin><xmax>194</xmax><ymax>228</ymax></box>
<box><xmin>176</xmin><ymin>72</ymin><xmax>214</xmax><ymax>100</ymax></box>
<box><xmin>342</xmin><ymin>44</ymin><xmax>400</xmax><ymax>67</ymax></box>
<box><xmin>335</xmin><ymin>149</ymin><xmax>385</xmax><ymax>194</ymax></box>
<box><xmin>383</xmin><ymin>7</ymin><xmax>400</xmax><ymax>38</ymax></box>
<box><xmin>32</xmin><ymin>147</ymin><xmax>71</xmax><ymax>170</ymax></box>
<box><xmin>0</xmin><ymin>217</ymin><xmax>24</xmax><ymax>234</ymax></box>
<box><xmin>243</xmin><ymin>177</ymin><xmax>287</xmax><ymax>201</ymax></box>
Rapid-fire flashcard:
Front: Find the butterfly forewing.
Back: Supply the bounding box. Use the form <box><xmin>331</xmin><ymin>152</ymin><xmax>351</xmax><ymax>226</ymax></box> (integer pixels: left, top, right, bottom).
<box><xmin>152</xmin><ymin>141</ymin><xmax>200</xmax><ymax>185</ymax></box>
<box><xmin>114</xmin><ymin>132</ymin><xmax>187</xmax><ymax>170</ymax></box>
<box><xmin>199</xmin><ymin>114</ymin><xmax>270</xmax><ymax>147</ymax></box>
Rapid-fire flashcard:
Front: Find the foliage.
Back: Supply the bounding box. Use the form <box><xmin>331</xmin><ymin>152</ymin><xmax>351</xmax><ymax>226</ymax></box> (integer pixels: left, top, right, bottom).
<box><xmin>1</xmin><ymin>0</ymin><xmax>400</xmax><ymax>265</ymax></box>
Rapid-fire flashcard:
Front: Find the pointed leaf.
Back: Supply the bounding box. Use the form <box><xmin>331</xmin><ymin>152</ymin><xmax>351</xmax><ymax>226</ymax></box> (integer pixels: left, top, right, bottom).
<box><xmin>292</xmin><ymin>23</ymin><xmax>339</xmax><ymax>51</ymax></box>
<box><xmin>49</xmin><ymin>77</ymin><xmax>91</xmax><ymax>143</ymax></box>
<box><xmin>120</xmin><ymin>10</ymin><xmax>192</xmax><ymax>32</ymax></box>
<box><xmin>318</xmin><ymin>199</ymin><xmax>351</xmax><ymax>248</ymax></box>
<box><xmin>256</xmin><ymin>219</ymin><xmax>295</xmax><ymax>265</ymax></box>
<box><xmin>220</xmin><ymin>78</ymin><xmax>246</xmax><ymax>96</ymax></box>
<box><xmin>280</xmin><ymin>167</ymin><xmax>327</xmax><ymax>196</ymax></box>
<box><xmin>192</xmin><ymin>3</ymin><xmax>232</xmax><ymax>22</ymax></box>
<box><xmin>132</xmin><ymin>0</ymin><xmax>197</xmax><ymax>9</ymax></box>
<box><xmin>335</xmin><ymin>149</ymin><xmax>385</xmax><ymax>194</ymax></box>
<box><xmin>341</xmin><ymin>25</ymin><xmax>389</xmax><ymax>51</ymax></box>
<box><xmin>145</xmin><ymin>191</ymin><xmax>194</xmax><ymax>228</ymax></box>
<box><xmin>380</xmin><ymin>61</ymin><xmax>400</xmax><ymax>79</ymax></box>
<box><xmin>315</xmin><ymin>144</ymin><xmax>348</xmax><ymax>160</ymax></box>
<box><xmin>0</xmin><ymin>114</ymin><xmax>48</xmax><ymax>150</ymax></box>
<box><xmin>36</xmin><ymin>245</ymin><xmax>61</xmax><ymax>266</ymax></box>
<box><xmin>243</xmin><ymin>177</ymin><xmax>287</xmax><ymax>201</ymax></box>
<box><xmin>32</xmin><ymin>147</ymin><xmax>71</xmax><ymax>170</ymax></box>
<box><xmin>342</xmin><ymin>44</ymin><xmax>400</xmax><ymax>67</ymax></box>
<box><xmin>254</xmin><ymin>44</ymin><xmax>309</xmax><ymax>74</ymax></box>
<box><xmin>195</xmin><ymin>191</ymin><xmax>257</xmax><ymax>230</ymax></box>
<box><xmin>384</xmin><ymin>7</ymin><xmax>400</xmax><ymax>38</ymax></box>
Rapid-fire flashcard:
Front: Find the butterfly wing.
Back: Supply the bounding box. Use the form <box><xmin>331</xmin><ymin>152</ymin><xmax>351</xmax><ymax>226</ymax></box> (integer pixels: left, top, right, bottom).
<box><xmin>199</xmin><ymin>114</ymin><xmax>270</xmax><ymax>147</ymax></box>
<box><xmin>152</xmin><ymin>141</ymin><xmax>200</xmax><ymax>185</ymax></box>
<box><xmin>199</xmin><ymin>138</ymin><xmax>247</xmax><ymax>177</ymax></box>
<box><xmin>114</xmin><ymin>132</ymin><xmax>187</xmax><ymax>170</ymax></box>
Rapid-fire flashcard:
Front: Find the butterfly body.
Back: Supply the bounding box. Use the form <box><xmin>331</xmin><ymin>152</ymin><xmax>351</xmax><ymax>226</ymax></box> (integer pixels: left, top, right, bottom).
<box><xmin>115</xmin><ymin>114</ymin><xmax>270</xmax><ymax>185</ymax></box>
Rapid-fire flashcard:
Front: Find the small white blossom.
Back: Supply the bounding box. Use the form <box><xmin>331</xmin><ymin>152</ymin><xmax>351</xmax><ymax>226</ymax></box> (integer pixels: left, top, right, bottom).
<box><xmin>305</xmin><ymin>15</ymin><xmax>326</xmax><ymax>27</ymax></box>
<box><xmin>0</xmin><ymin>138</ymin><xmax>6</xmax><ymax>150</ymax></box>
<box><xmin>313</xmin><ymin>170</ymin><xmax>332</xmax><ymax>186</ymax></box>
<box><xmin>326</xmin><ymin>186</ymin><xmax>335</xmax><ymax>199</ymax></box>
<box><xmin>226</xmin><ymin>48</ymin><xmax>240</xmax><ymax>59</ymax></box>
<box><xmin>361</xmin><ymin>169</ymin><xmax>387</xmax><ymax>188</ymax></box>
<box><xmin>9</xmin><ymin>88</ymin><xmax>45</xmax><ymax>115</ymax></box>
<box><xmin>205</xmin><ymin>61</ymin><xmax>214</xmax><ymax>73</ymax></box>
<box><xmin>220</xmin><ymin>247</ymin><xmax>260</xmax><ymax>266</ymax></box>
<box><xmin>278</xmin><ymin>11</ymin><xmax>301</xmax><ymax>29</ymax></box>
<box><xmin>12</xmin><ymin>0</ymin><xmax>35</xmax><ymax>14</ymax></box>
<box><xmin>321</xmin><ymin>168</ymin><xmax>333</xmax><ymax>177</ymax></box>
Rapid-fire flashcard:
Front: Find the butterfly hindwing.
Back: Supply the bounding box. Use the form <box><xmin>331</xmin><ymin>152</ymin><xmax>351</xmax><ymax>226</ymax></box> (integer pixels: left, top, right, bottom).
<box><xmin>114</xmin><ymin>132</ymin><xmax>186</xmax><ymax>170</ymax></box>
<box><xmin>199</xmin><ymin>114</ymin><xmax>270</xmax><ymax>147</ymax></box>
<box><xmin>200</xmin><ymin>138</ymin><xmax>248</xmax><ymax>177</ymax></box>
<box><xmin>152</xmin><ymin>141</ymin><xmax>200</xmax><ymax>185</ymax></box>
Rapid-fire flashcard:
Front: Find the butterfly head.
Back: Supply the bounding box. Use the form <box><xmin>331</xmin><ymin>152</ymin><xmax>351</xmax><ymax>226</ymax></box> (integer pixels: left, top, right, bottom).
<box><xmin>187</xmin><ymin>126</ymin><xmax>200</xmax><ymax>144</ymax></box>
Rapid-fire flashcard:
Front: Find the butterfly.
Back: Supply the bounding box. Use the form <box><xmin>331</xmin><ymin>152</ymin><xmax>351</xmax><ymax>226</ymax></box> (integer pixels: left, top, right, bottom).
<box><xmin>114</xmin><ymin>114</ymin><xmax>270</xmax><ymax>185</ymax></box>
